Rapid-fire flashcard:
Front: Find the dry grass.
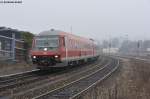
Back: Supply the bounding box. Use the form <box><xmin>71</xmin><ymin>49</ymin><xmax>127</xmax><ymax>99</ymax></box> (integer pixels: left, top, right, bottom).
<box><xmin>80</xmin><ymin>58</ymin><xmax>150</xmax><ymax>99</ymax></box>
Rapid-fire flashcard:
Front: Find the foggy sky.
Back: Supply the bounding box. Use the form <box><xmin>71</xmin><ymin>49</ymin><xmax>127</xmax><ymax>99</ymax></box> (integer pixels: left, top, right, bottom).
<box><xmin>0</xmin><ymin>0</ymin><xmax>150</xmax><ymax>41</ymax></box>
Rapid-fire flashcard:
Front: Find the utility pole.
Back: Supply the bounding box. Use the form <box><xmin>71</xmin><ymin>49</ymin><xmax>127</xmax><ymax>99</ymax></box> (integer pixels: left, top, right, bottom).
<box><xmin>125</xmin><ymin>34</ymin><xmax>129</xmax><ymax>55</ymax></box>
<box><xmin>137</xmin><ymin>41</ymin><xmax>140</xmax><ymax>56</ymax></box>
<box><xmin>109</xmin><ymin>42</ymin><xmax>111</xmax><ymax>56</ymax></box>
<box><xmin>12</xmin><ymin>33</ymin><xmax>15</xmax><ymax>61</ymax></box>
<box><xmin>108</xmin><ymin>33</ymin><xmax>111</xmax><ymax>56</ymax></box>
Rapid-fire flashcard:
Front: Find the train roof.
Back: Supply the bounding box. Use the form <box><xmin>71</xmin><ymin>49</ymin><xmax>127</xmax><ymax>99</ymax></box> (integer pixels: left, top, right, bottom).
<box><xmin>38</xmin><ymin>29</ymin><xmax>94</xmax><ymax>43</ymax></box>
<box><xmin>38</xmin><ymin>29</ymin><xmax>63</xmax><ymax>36</ymax></box>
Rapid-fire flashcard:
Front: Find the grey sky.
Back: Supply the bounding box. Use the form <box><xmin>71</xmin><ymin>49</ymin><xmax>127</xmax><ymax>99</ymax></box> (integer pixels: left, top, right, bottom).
<box><xmin>0</xmin><ymin>0</ymin><xmax>150</xmax><ymax>41</ymax></box>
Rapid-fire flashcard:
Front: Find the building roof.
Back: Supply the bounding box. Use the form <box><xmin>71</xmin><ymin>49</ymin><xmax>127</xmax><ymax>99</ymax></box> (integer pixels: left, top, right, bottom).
<box><xmin>0</xmin><ymin>27</ymin><xmax>24</xmax><ymax>39</ymax></box>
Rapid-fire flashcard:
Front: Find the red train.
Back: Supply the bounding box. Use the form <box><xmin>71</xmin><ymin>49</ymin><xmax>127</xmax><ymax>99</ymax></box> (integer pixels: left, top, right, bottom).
<box><xmin>31</xmin><ymin>29</ymin><xmax>100</xmax><ymax>69</ymax></box>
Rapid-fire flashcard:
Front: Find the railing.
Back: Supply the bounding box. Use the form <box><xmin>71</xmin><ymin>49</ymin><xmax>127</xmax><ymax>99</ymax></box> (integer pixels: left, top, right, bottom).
<box><xmin>0</xmin><ymin>50</ymin><xmax>13</xmax><ymax>60</ymax></box>
<box><xmin>0</xmin><ymin>34</ymin><xmax>26</xmax><ymax>61</ymax></box>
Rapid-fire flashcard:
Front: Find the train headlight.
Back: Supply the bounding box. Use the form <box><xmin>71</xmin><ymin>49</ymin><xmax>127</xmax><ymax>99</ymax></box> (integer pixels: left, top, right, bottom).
<box><xmin>33</xmin><ymin>56</ymin><xmax>36</xmax><ymax>59</ymax></box>
<box><xmin>44</xmin><ymin>48</ymin><xmax>48</xmax><ymax>51</ymax></box>
<box><xmin>54</xmin><ymin>55</ymin><xmax>58</xmax><ymax>58</ymax></box>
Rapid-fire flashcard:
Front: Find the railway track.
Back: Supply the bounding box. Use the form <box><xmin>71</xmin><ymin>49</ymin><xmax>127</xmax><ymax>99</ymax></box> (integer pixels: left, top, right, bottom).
<box><xmin>0</xmin><ymin>56</ymin><xmax>109</xmax><ymax>98</ymax></box>
<box><xmin>0</xmin><ymin>70</ymin><xmax>49</xmax><ymax>92</ymax></box>
<box><xmin>32</xmin><ymin>58</ymin><xmax>120</xmax><ymax>99</ymax></box>
<box><xmin>0</xmin><ymin>69</ymin><xmax>39</xmax><ymax>87</ymax></box>
<box><xmin>0</xmin><ymin>69</ymin><xmax>40</xmax><ymax>81</ymax></box>
<box><xmin>11</xmin><ymin>57</ymin><xmax>107</xmax><ymax>99</ymax></box>
<box><xmin>115</xmin><ymin>54</ymin><xmax>150</xmax><ymax>63</ymax></box>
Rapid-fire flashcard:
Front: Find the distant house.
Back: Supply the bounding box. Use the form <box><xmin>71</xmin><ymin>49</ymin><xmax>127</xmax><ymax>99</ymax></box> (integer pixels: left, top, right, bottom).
<box><xmin>147</xmin><ymin>48</ymin><xmax>150</xmax><ymax>52</ymax></box>
<box><xmin>102</xmin><ymin>48</ymin><xmax>119</xmax><ymax>54</ymax></box>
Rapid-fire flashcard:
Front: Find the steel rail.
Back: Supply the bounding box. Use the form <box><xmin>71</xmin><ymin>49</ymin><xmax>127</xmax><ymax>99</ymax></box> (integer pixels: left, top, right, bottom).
<box><xmin>0</xmin><ymin>58</ymin><xmax>102</xmax><ymax>86</ymax></box>
<box><xmin>115</xmin><ymin>55</ymin><xmax>150</xmax><ymax>63</ymax></box>
<box><xmin>32</xmin><ymin>58</ymin><xmax>117</xmax><ymax>99</ymax></box>
<box><xmin>0</xmin><ymin>69</ymin><xmax>39</xmax><ymax>84</ymax></box>
<box><xmin>10</xmin><ymin>57</ymin><xmax>107</xmax><ymax>98</ymax></box>
<box><xmin>70</xmin><ymin>59</ymin><xmax>120</xmax><ymax>99</ymax></box>
<box><xmin>0</xmin><ymin>57</ymin><xmax>104</xmax><ymax>98</ymax></box>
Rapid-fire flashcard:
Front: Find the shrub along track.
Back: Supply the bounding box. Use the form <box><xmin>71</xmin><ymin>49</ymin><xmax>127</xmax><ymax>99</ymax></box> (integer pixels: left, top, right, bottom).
<box><xmin>0</xmin><ymin>56</ymin><xmax>109</xmax><ymax>99</ymax></box>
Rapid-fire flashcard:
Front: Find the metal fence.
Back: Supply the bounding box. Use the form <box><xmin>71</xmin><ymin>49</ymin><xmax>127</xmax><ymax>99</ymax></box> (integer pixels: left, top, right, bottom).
<box><xmin>0</xmin><ymin>33</ymin><xmax>26</xmax><ymax>61</ymax></box>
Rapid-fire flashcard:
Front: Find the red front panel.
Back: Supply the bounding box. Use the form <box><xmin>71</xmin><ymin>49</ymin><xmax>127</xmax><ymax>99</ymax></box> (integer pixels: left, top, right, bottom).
<box><xmin>31</xmin><ymin>50</ymin><xmax>60</xmax><ymax>56</ymax></box>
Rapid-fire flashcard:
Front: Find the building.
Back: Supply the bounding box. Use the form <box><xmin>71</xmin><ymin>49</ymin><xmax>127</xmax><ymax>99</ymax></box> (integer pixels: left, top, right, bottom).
<box><xmin>0</xmin><ymin>27</ymin><xmax>27</xmax><ymax>61</ymax></box>
<box><xmin>102</xmin><ymin>48</ymin><xmax>119</xmax><ymax>54</ymax></box>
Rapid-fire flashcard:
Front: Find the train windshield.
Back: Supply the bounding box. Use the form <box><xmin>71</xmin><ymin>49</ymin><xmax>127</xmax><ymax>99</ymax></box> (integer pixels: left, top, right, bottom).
<box><xmin>34</xmin><ymin>36</ymin><xmax>59</xmax><ymax>50</ymax></box>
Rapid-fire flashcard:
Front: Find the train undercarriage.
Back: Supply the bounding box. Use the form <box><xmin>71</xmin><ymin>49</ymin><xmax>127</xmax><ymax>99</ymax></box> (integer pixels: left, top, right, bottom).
<box><xmin>32</xmin><ymin>55</ymin><xmax>99</xmax><ymax>70</ymax></box>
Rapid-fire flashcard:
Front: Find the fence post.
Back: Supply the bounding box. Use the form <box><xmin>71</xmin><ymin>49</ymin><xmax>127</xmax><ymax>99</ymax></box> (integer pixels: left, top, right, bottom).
<box><xmin>12</xmin><ymin>33</ymin><xmax>15</xmax><ymax>61</ymax></box>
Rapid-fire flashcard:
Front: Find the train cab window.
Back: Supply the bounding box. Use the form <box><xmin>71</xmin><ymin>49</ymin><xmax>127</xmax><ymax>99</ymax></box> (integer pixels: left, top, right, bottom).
<box><xmin>34</xmin><ymin>36</ymin><xmax>59</xmax><ymax>50</ymax></box>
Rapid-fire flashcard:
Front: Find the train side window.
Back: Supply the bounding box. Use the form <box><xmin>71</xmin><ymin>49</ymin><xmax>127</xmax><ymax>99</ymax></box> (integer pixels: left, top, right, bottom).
<box><xmin>70</xmin><ymin>39</ymin><xmax>73</xmax><ymax>48</ymax></box>
<box><xmin>71</xmin><ymin>40</ymin><xmax>73</xmax><ymax>48</ymax></box>
<box><xmin>63</xmin><ymin>37</ymin><xmax>66</xmax><ymax>47</ymax></box>
<box><xmin>69</xmin><ymin>39</ymin><xmax>71</xmax><ymax>49</ymax></box>
<box><xmin>63</xmin><ymin>37</ymin><xmax>65</xmax><ymax>47</ymax></box>
<box><xmin>75</xmin><ymin>41</ymin><xmax>77</xmax><ymax>49</ymax></box>
<box><xmin>72</xmin><ymin>40</ymin><xmax>75</xmax><ymax>49</ymax></box>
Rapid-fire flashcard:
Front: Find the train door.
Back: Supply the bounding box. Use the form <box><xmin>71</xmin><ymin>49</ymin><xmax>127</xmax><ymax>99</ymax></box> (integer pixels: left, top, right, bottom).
<box><xmin>64</xmin><ymin>36</ymin><xmax>68</xmax><ymax>62</ymax></box>
<box><xmin>60</xmin><ymin>36</ymin><xmax>68</xmax><ymax>63</ymax></box>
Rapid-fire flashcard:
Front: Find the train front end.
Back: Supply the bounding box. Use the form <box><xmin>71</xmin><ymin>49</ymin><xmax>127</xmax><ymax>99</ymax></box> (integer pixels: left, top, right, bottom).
<box><xmin>31</xmin><ymin>34</ymin><xmax>64</xmax><ymax>69</ymax></box>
